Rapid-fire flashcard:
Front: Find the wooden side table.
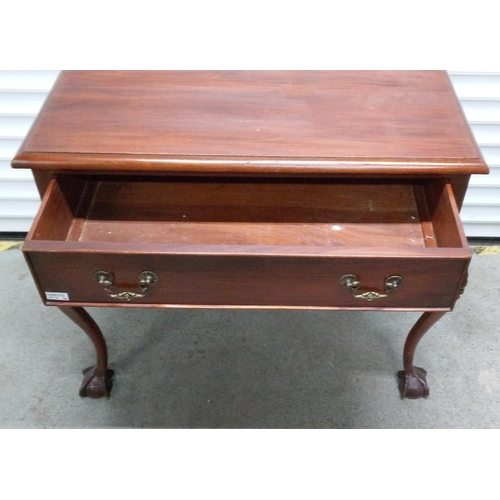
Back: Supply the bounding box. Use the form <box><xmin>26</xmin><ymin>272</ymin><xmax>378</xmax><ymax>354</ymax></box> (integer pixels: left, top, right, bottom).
<box><xmin>12</xmin><ymin>71</ymin><xmax>488</xmax><ymax>399</ymax></box>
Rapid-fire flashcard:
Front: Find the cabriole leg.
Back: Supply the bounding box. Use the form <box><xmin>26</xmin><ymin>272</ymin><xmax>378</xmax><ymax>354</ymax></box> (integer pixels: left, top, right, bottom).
<box><xmin>59</xmin><ymin>306</ymin><xmax>114</xmax><ymax>398</ymax></box>
<box><xmin>397</xmin><ymin>311</ymin><xmax>446</xmax><ymax>398</ymax></box>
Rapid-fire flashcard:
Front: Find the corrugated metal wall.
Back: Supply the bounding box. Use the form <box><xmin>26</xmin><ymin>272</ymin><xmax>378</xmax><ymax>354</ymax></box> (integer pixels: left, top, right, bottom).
<box><xmin>1</xmin><ymin>70</ymin><xmax>499</xmax><ymax>236</ymax></box>
<box><xmin>0</xmin><ymin>70</ymin><xmax>59</xmax><ymax>232</ymax></box>
<box><xmin>448</xmin><ymin>72</ymin><xmax>500</xmax><ymax>237</ymax></box>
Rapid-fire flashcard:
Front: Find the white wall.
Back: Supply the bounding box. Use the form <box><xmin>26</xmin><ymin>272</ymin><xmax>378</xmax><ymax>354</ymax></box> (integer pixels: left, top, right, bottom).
<box><xmin>1</xmin><ymin>70</ymin><xmax>499</xmax><ymax>236</ymax></box>
<box><xmin>448</xmin><ymin>72</ymin><xmax>500</xmax><ymax>237</ymax></box>
<box><xmin>0</xmin><ymin>70</ymin><xmax>60</xmax><ymax>232</ymax></box>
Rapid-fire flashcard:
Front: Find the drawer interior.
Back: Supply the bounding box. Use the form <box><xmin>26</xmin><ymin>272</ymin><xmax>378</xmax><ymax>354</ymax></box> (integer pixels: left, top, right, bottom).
<box><xmin>29</xmin><ymin>175</ymin><xmax>466</xmax><ymax>249</ymax></box>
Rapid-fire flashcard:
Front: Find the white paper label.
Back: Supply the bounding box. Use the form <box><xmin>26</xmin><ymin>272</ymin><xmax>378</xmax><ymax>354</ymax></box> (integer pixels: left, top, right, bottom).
<box><xmin>45</xmin><ymin>292</ymin><xmax>69</xmax><ymax>301</ymax></box>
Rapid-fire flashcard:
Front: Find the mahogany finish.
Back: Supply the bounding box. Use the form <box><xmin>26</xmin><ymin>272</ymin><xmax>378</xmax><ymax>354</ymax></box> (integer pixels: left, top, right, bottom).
<box><xmin>58</xmin><ymin>306</ymin><xmax>114</xmax><ymax>398</ymax></box>
<box><xmin>398</xmin><ymin>311</ymin><xmax>447</xmax><ymax>398</ymax></box>
<box><xmin>14</xmin><ymin>71</ymin><xmax>488</xmax><ymax>400</ymax></box>
<box><xmin>14</xmin><ymin>71</ymin><xmax>484</xmax><ymax>163</ymax></box>
<box><xmin>24</xmin><ymin>176</ymin><xmax>469</xmax><ymax>310</ymax></box>
<box><xmin>14</xmin><ymin>71</ymin><xmax>487</xmax><ymax>183</ymax></box>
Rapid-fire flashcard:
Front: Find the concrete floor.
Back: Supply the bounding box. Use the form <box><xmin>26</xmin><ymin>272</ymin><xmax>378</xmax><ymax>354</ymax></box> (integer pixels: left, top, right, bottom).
<box><xmin>1</xmin><ymin>246</ymin><xmax>499</xmax><ymax>428</ymax></box>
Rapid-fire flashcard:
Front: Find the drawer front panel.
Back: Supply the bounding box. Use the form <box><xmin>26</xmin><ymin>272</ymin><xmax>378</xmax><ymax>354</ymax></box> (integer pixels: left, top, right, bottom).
<box><xmin>26</xmin><ymin>252</ymin><xmax>468</xmax><ymax>309</ymax></box>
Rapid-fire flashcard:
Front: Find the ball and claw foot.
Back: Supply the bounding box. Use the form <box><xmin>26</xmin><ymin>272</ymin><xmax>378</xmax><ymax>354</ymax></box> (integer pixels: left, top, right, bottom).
<box><xmin>79</xmin><ymin>366</ymin><xmax>115</xmax><ymax>398</ymax></box>
<box><xmin>397</xmin><ymin>367</ymin><xmax>429</xmax><ymax>399</ymax></box>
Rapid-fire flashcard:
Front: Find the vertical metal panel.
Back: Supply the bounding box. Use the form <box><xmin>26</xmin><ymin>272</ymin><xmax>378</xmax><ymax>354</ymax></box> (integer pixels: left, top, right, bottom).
<box><xmin>0</xmin><ymin>71</ymin><xmax>60</xmax><ymax>232</ymax></box>
<box><xmin>448</xmin><ymin>72</ymin><xmax>500</xmax><ymax>236</ymax></box>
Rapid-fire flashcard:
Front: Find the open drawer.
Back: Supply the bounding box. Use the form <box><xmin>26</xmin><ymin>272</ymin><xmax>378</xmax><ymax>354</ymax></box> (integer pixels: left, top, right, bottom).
<box><xmin>23</xmin><ymin>175</ymin><xmax>471</xmax><ymax>310</ymax></box>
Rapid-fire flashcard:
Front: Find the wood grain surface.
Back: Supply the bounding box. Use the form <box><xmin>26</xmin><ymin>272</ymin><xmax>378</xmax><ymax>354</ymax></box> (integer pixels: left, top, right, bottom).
<box><xmin>25</xmin><ymin>250</ymin><xmax>468</xmax><ymax>310</ymax></box>
<box><xmin>23</xmin><ymin>175</ymin><xmax>470</xmax><ymax>310</ymax></box>
<box><xmin>28</xmin><ymin>176</ymin><xmax>463</xmax><ymax>249</ymax></box>
<box><xmin>13</xmin><ymin>71</ymin><xmax>488</xmax><ymax>175</ymax></box>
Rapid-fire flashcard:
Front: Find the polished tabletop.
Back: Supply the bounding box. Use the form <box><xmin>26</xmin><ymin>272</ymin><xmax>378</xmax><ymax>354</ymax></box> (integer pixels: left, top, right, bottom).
<box><xmin>13</xmin><ymin>71</ymin><xmax>487</xmax><ymax>175</ymax></box>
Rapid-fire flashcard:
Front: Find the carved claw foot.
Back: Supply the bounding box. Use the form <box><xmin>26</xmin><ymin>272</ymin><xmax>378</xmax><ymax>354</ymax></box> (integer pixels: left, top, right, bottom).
<box><xmin>79</xmin><ymin>366</ymin><xmax>115</xmax><ymax>399</ymax></box>
<box><xmin>397</xmin><ymin>367</ymin><xmax>429</xmax><ymax>399</ymax></box>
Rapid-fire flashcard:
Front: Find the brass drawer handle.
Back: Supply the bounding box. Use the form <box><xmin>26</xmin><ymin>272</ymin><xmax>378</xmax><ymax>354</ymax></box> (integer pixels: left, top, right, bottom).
<box><xmin>94</xmin><ymin>271</ymin><xmax>159</xmax><ymax>301</ymax></box>
<box><xmin>340</xmin><ymin>274</ymin><xmax>403</xmax><ymax>301</ymax></box>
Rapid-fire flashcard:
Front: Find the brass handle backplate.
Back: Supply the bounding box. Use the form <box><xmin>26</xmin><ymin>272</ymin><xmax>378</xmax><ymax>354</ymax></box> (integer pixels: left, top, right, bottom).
<box><xmin>340</xmin><ymin>274</ymin><xmax>403</xmax><ymax>301</ymax></box>
<box><xmin>94</xmin><ymin>271</ymin><xmax>159</xmax><ymax>301</ymax></box>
